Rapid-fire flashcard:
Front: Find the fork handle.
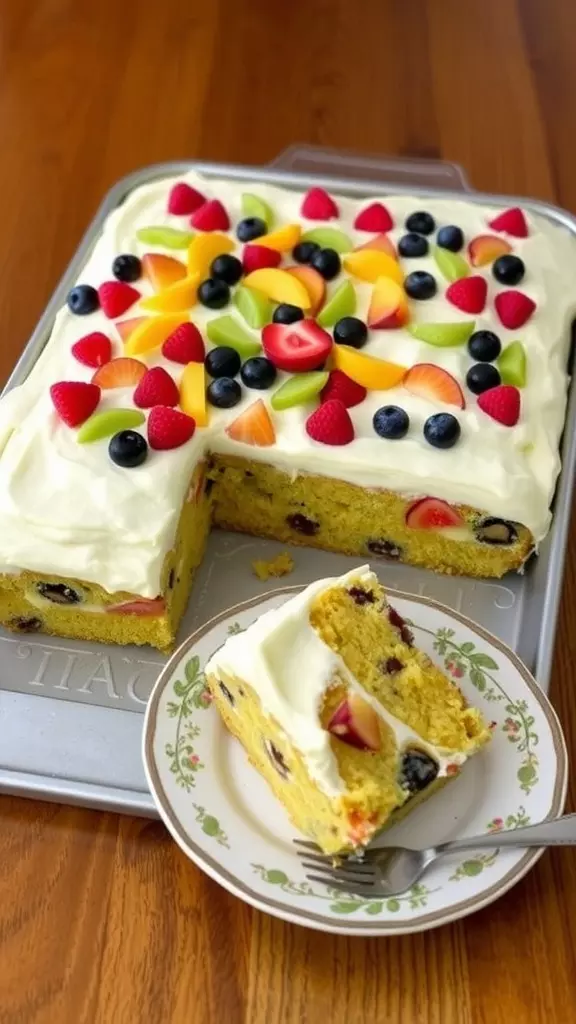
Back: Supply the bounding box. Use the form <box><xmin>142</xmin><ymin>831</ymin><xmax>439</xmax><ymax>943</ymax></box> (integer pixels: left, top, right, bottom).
<box><xmin>436</xmin><ymin>813</ymin><xmax>576</xmax><ymax>854</ymax></box>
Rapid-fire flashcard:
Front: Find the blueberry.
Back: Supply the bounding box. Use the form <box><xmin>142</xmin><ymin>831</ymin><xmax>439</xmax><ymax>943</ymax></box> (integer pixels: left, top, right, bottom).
<box><xmin>236</xmin><ymin>217</ymin><xmax>267</xmax><ymax>243</ymax></box>
<box><xmin>9</xmin><ymin>616</ymin><xmax>42</xmax><ymax>633</ymax></box>
<box><xmin>398</xmin><ymin>233</ymin><xmax>429</xmax><ymax>258</ymax></box>
<box><xmin>467</xmin><ymin>330</ymin><xmax>501</xmax><ymax>363</ymax></box>
<box><xmin>348</xmin><ymin>586</ymin><xmax>376</xmax><ymax>605</ymax></box>
<box><xmin>293</xmin><ymin>241</ymin><xmax>320</xmax><ymax>264</ymax></box>
<box><xmin>240</xmin><ymin>356</ymin><xmax>277</xmax><ymax>390</ymax></box>
<box><xmin>109</xmin><ymin>430</ymin><xmax>148</xmax><ymax>468</ymax></box>
<box><xmin>210</xmin><ymin>254</ymin><xmax>243</xmax><ymax>285</ymax></box>
<box><xmin>112</xmin><ymin>254</ymin><xmax>142</xmax><ymax>283</ymax></box>
<box><xmin>404</xmin><ymin>271</ymin><xmax>437</xmax><ymax>300</ymax></box>
<box><xmin>205</xmin><ymin>346</ymin><xmax>241</xmax><ymax>379</ymax></box>
<box><xmin>423</xmin><ymin>412</ymin><xmax>461</xmax><ymax>449</ymax></box>
<box><xmin>373</xmin><ymin>405</ymin><xmax>410</xmax><ymax>439</ymax></box>
<box><xmin>388</xmin><ymin>606</ymin><xmax>414</xmax><ymax>646</ymax></box>
<box><xmin>383</xmin><ymin>657</ymin><xmax>403</xmax><ymax>674</ymax></box>
<box><xmin>474</xmin><ymin>517</ymin><xmax>518</xmax><ymax>546</ymax></box>
<box><xmin>333</xmin><ymin>316</ymin><xmax>368</xmax><ymax>348</ymax></box>
<box><xmin>405</xmin><ymin>211</ymin><xmax>435</xmax><ymax>235</ymax></box>
<box><xmin>310</xmin><ymin>248</ymin><xmax>341</xmax><ymax>280</ymax></box>
<box><xmin>493</xmin><ymin>254</ymin><xmax>525</xmax><ymax>286</ymax></box>
<box><xmin>207</xmin><ymin>377</ymin><xmax>242</xmax><ymax>408</ymax></box>
<box><xmin>198</xmin><ymin>278</ymin><xmax>230</xmax><ymax>309</ymax></box>
<box><xmin>37</xmin><ymin>583</ymin><xmax>80</xmax><ymax>605</ymax></box>
<box><xmin>400</xmin><ymin>749</ymin><xmax>439</xmax><ymax>794</ymax></box>
<box><xmin>273</xmin><ymin>303</ymin><xmax>304</xmax><ymax>325</ymax></box>
<box><xmin>286</xmin><ymin>513</ymin><xmax>319</xmax><ymax>535</ymax></box>
<box><xmin>67</xmin><ymin>284</ymin><xmax>99</xmax><ymax>315</ymax></box>
<box><xmin>466</xmin><ymin>363</ymin><xmax>501</xmax><ymax>395</ymax></box>
<box><xmin>367</xmin><ymin>539</ymin><xmax>403</xmax><ymax>560</ymax></box>
<box><xmin>437</xmin><ymin>225</ymin><xmax>464</xmax><ymax>252</ymax></box>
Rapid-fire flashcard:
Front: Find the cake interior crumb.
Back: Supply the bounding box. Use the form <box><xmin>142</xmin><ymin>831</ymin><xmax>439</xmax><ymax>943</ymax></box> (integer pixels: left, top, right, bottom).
<box><xmin>251</xmin><ymin>552</ymin><xmax>295</xmax><ymax>582</ymax></box>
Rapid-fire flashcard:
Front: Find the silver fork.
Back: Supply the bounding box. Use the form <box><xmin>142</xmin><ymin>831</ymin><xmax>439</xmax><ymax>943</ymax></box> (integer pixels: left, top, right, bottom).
<box><xmin>294</xmin><ymin>813</ymin><xmax>576</xmax><ymax>896</ymax></box>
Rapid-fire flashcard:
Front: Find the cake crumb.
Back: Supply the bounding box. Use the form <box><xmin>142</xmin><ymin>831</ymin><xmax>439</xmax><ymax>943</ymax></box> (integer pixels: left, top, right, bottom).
<box><xmin>251</xmin><ymin>552</ymin><xmax>295</xmax><ymax>582</ymax></box>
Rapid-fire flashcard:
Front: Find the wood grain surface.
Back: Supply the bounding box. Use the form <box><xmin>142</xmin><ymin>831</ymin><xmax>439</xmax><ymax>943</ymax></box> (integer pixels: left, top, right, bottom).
<box><xmin>1</xmin><ymin>1</ymin><xmax>576</xmax><ymax>1021</ymax></box>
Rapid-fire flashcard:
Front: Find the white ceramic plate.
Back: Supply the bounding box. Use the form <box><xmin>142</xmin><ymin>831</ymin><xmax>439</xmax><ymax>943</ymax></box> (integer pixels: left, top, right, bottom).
<box><xmin>143</xmin><ymin>587</ymin><xmax>568</xmax><ymax>936</ymax></box>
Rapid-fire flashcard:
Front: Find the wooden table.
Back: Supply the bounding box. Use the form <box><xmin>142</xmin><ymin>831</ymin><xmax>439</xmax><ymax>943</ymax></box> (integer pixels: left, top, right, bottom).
<box><xmin>1</xmin><ymin>1</ymin><xmax>576</xmax><ymax>1021</ymax></box>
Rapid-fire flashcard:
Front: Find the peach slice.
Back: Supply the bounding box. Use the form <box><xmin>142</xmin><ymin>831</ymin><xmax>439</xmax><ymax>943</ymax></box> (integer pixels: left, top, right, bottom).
<box><xmin>343</xmin><ymin>249</ymin><xmax>403</xmax><ymax>285</ymax></box>
<box><xmin>252</xmin><ymin>223</ymin><xmax>301</xmax><ymax>252</ymax></box>
<box><xmin>140</xmin><ymin>274</ymin><xmax>200</xmax><ymax>313</ymax></box>
<box><xmin>355</xmin><ymin>232</ymin><xmax>397</xmax><ymax>260</ymax></box>
<box><xmin>468</xmin><ymin>234</ymin><xmax>512</xmax><ymax>267</ymax></box>
<box><xmin>327</xmin><ymin>692</ymin><xmax>381</xmax><ymax>751</ymax></box>
<box><xmin>226</xmin><ymin>399</ymin><xmax>276</xmax><ymax>446</ymax></box>
<box><xmin>187</xmin><ymin>232</ymin><xmax>235</xmax><ymax>278</ymax></box>
<box><xmin>142</xmin><ymin>253</ymin><xmax>187</xmax><ymax>291</ymax></box>
<box><xmin>367</xmin><ymin>277</ymin><xmax>409</xmax><ymax>329</ymax></box>
<box><xmin>333</xmin><ymin>345</ymin><xmax>406</xmax><ymax>389</ymax></box>
<box><xmin>115</xmin><ymin>317</ymin><xmax>148</xmax><ymax>343</ymax></box>
<box><xmin>286</xmin><ymin>265</ymin><xmax>326</xmax><ymax>315</ymax></box>
<box><xmin>179</xmin><ymin>361</ymin><xmax>208</xmax><ymax>427</ymax></box>
<box><xmin>123</xmin><ymin>313</ymin><xmax>186</xmax><ymax>356</ymax></box>
<box><xmin>243</xmin><ymin>268</ymin><xmax>311</xmax><ymax>308</ymax></box>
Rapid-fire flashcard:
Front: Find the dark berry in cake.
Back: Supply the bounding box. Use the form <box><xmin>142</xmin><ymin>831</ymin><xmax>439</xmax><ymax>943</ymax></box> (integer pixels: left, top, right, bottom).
<box><xmin>493</xmin><ymin>254</ymin><xmax>525</xmax><ymax>286</ymax></box>
<box><xmin>437</xmin><ymin>225</ymin><xmax>464</xmax><ymax>252</ymax></box>
<box><xmin>466</xmin><ymin>363</ymin><xmax>501</xmax><ymax>395</ymax></box>
<box><xmin>205</xmin><ymin>346</ymin><xmax>241</xmax><ymax>379</ymax></box>
<box><xmin>219</xmin><ymin>681</ymin><xmax>235</xmax><ymax>706</ymax></box>
<box><xmin>112</xmin><ymin>254</ymin><xmax>142</xmax><ymax>283</ymax></box>
<box><xmin>388</xmin><ymin>606</ymin><xmax>414</xmax><ymax>646</ymax></box>
<box><xmin>273</xmin><ymin>303</ymin><xmax>304</xmax><ymax>324</ymax></box>
<box><xmin>398</xmin><ymin>233</ymin><xmax>428</xmax><ymax>258</ymax></box>
<box><xmin>348</xmin><ymin>586</ymin><xmax>376</xmax><ymax>605</ymax></box>
<box><xmin>373</xmin><ymin>405</ymin><xmax>410</xmax><ymax>440</ymax></box>
<box><xmin>400</xmin><ymin>749</ymin><xmax>439</xmax><ymax>793</ymax></box>
<box><xmin>264</xmin><ymin>739</ymin><xmax>290</xmax><ymax>778</ymax></box>
<box><xmin>367</xmin><ymin>539</ymin><xmax>403</xmax><ymax>560</ymax></box>
<box><xmin>109</xmin><ymin>430</ymin><xmax>148</xmax><ymax>468</ymax></box>
<box><xmin>198</xmin><ymin>278</ymin><xmax>230</xmax><ymax>309</ymax></box>
<box><xmin>383</xmin><ymin>657</ymin><xmax>404</xmax><ymax>674</ymax></box>
<box><xmin>404</xmin><ymin>271</ymin><xmax>437</xmax><ymax>300</ymax></box>
<box><xmin>333</xmin><ymin>316</ymin><xmax>368</xmax><ymax>348</ymax></box>
<box><xmin>67</xmin><ymin>284</ymin><xmax>99</xmax><ymax>315</ymax></box>
<box><xmin>236</xmin><ymin>217</ymin><xmax>267</xmax><ymax>243</ymax></box>
<box><xmin>286</xmin><ymin>513</ymin><xmax>319</xmax><ymax>535</ymax></box>
<box><xmin>240</xmin><ymin>356</ymin><xmax>277</xmax><ymax>390</ymax></box>
<box><xmin>207</xmin><ymin>377</ymin><xmax>242</xmax><ymax>408</ymax></box>
<box><xmin>311</xmin><ymin>248</ymin><xmax>341</xmax><ymax>280</ymax></box>
<box><xmin>467</xmin><ymin>330</ymin><xmax>501</xmax><ymax>362</ymax></box>
<box><xmin>10</xmin><ymin>616</ymin><xmax>42</xmax><ymax>633</ymax></box>
<box><xmin>37</xmin><ymin>583</ymin><xmax>80</xmax><ymax>605</ymax></box>
<box><xmin>474</xmin><ymin>518</ymin><xmax>518</xmax><ymax>546</ymax></box>
<box><xmin>293</xmin><ymin>240</ymin><xmax>320</xmax><ymax>264</ymax></box>
<box><xmin>210</xmin><ymin>254</ymin><xmax>243</xmax><ymax>285</ymax></box>
<box><xmin>423</xmin><ymin>413</ymin><xmax>461</xmax><ymax>449</ymax></box>
<box><xmin>405</xmin><ymin>211</ymin><xmax>435</xmax><ymax>235</ymax></box>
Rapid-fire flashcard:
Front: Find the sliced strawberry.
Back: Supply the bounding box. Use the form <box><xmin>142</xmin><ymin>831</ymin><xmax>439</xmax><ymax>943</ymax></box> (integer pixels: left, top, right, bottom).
<box><xmin>133</xmin><ymin>367</ymin><xmax>179</xmax><ymax>409</ymax></box>
<box><xmin>92</xmin><ymin>357</ymin><xmax>147</xmax><ymax>389</ymax></box>
<box><xmin>405</xmin><ymin>497</ymin><xmax>464</xmax><ymax>530</ymax></box>
<box><xmin>306</xmin><ymin>399</ymin><xmax>355</xmax><ymax>446</ymax></box>
<box><xmin>115</xmin><ymin>317</ymin><xmax>148</xmax><ymax>343</ymax></box>
<box><xmin>320</xmin><ymin>369</ymin><xmax>367</xmax><ymax>408</ymax></box>
<box><xmin>147</xmin><ymin>406</ymin><xmax>196</xmax><ymax>450</ymax></box>
<box><xmin>403</xmin><ymin>364</ymin><xmax>465</xmax><ymax>409</ymax></box>
<box><xmin>477</xmin><ymin>385</ymin><xmax>520</xmax><ymax>426</ymax></box>
<box><xmin>446</xmin><ymin>276</ymin><xmax>487</xmax><ymax>314</ymax></box>
<box><xmin>242</xmin><ymin>244</ymin><xmax>282</xmax><ymax>273</ymax></box>
<box><xmin>50</xmin><ymin>381</ymin><xmax>101</xmax><ymax>427</ymax></box>
<box><xmin>225</xmin><ymin>399</ymin><xmax>276</xmax><ymax>447</ymax></box>
<box><xmin>98</xmin><ymin>281</ymin><xmax>140</xmax><ymax>319</ymax></box>
<box><xmin>108</xmin><ymin>597</ymin><xmax>166</xmax><ymax>616</ymax></box>
<box><xmin>71</xmin><ymin>332</ymin><xmax>112</xmax><ymax>368</ymax></box>
<box><xmin>494</xmin><ymin>290</ymin><xmax>536</xmax><ymax>329</ymax></box>
<box><xmin>488</xmin><ymin>207</ymin><xmax>528</xmax><ymax>238</ymax></box>
<box><xmin>301</xmin><ymin>187</ymin><xmax>339</xmax><ymax>220</ymax></box>
<box><xmin>168</xmin><ymin>182</ymin><xmax>205</xmax><ymax>215</ymax></box>
<box><xmin>162</xmin><ymin>321</ymin><xmax>205</xmax><ymax>364</ymax></box>
<box><xmin>190</xmin><ymin>199</ymin><xmax>230</xmax><ymax>231</ymax></box>
<box><xmin>354</xmin><ymin>202</ymin><xmax>394</xmax><ymax>232</ymax></box>
<box><xmin>262</xmin><ymin>319</ymin><xmax>332</xmax><ymax>372</ymax></box>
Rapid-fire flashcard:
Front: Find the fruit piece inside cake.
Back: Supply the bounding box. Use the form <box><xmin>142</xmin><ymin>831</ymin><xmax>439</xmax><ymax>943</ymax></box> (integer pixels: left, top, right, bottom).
<box><xmin>205</xmin><ymin>566</ymin><xmax>491</xmax><ymax>855</ymax></box>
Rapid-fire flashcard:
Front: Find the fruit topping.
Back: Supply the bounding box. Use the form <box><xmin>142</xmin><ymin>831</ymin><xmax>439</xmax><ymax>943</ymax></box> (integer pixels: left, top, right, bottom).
<box><xmin>123</xmin><ymin>313</ymin><xmax>186</xmax><ymax>356</ymax></box>
<box><xmin>493</xmin><ymin>254</ymin><xmax>525</xmax><ymax>286</ymax></box>
<box><xmin>273</xmin><ymin>303</ymin><xmax>304</xmax><ymax>325</ymax></box>
<box><xmin>205</xmin><ymin>346</ymin><xmax>241</xmax><ymax>379</ymax></box>
<box><xmin>293</xmin><ymin>240</ymin><xmax>320</xmax><ymax>264</ymax></box>
<box><xmin>97</xmin><ymin>281</ymin><xmax>140</xmax><ymax>318</ymax></box>
<box><xmin>301</xmin><ymin>187</ymin><xmax>338</xmax><ymax>220</ymax></box>
<box><xmin>446</xmin><ymin>276</ymin><xmax>487</xmax><ymax>314</ymax></box>
<box><xmin>333</xmin><ymin>346</ymin><xmax>406</xmax><ymax>389</ymax></box>
<box><xmin>77</xmin><ymin>408</ymin><xmax>145</xmax><ymax>444</ymax></box>
<box><xmin>466</xmin><ymin>363</ymin><xmax>501</xmax><ymax>394</ymax></box>
<box><xmin>488</xmin><ymin>207</ymin><xmax>528</xmax><ymax>238</ymax></box>
<box><xmin>437</xmin><ymin>225</ymin><xmax>464</xmax><ymax>252</ymax></box>
<box><xmin>468</xmin><ymin>329</ymin><xmax>501</xmax><ymax>362</ymax></box>
<box><xmin>306</xmin><ymin>399</ymin><xmax>354</xmax><ymax>446</ymax></box>
<box><xmin>67</xmin><ymin>284</ymin><xmax>100</xmax><ymax>316</ymax></box>
<box><xmin>50</xmin><ymin>381</ymin><xmax>100</xmax><ymax>427</ymax></box>
<box><xmin>198</xmin><ymin>277</ymin><xmax>230</xmax><ymax>309</ymax></box>
<box><xmin>134</xmin><ymin>367</ymin><xmax>179</xmax><ymax>409</ymax></box>
<box><xmin>271</xmin><ymin>371</ymin><xmax>329</xmax><ymax>411</ymax></box>
<box><xmin>262</xmin><ymin>319</ymin><xmax>332</xmax><ymax>372</ymax></box>
<box><xmin>37</xmin><ymin>583</ymin><xmax>81</xmax><ymax>605</ymax></box>
<box><xmin>286</xmin><ymin>512</ymin><xmax>319</xmax><ymax>535</ymax></box>
<box><xmin>310</xmin><ymin>248</ymin><xmax>341</xmax><ymax>281</ymax></box>
<box><xmin>112</xmin><ymin>254</ymin><xmax>142</xmax><ymax>283</ymax></box>
<box><xmin>240</xmin><ymin>356</ymin><xmax>277</xmax><ymax>390</ymax></box>
<box><xmin>407</xmin><ymin>320</ymin><xmax>475</xmax><ymax>346</ymax></box>
<box><xmin>477</xmin><ymin>384</ymin><xmax>520</xmax><ymax>426</ymax></box>
<box><xmin>468</xmin><ymin>234</ymin><xmax>512</xmax><ymax>267</ymax></box>
<box><xmin>207</xmin><ymin>377</ymin><xmax>242</xmax><ymax>409</ymax></box>
<box><xmin>433</xmin><ymin>246</ymin><xmax>469</xmax><ymax>283</ymax></box>
<box><xmin>317</xmin><ymin>279</ymin><xmax>356</xmax><ymax>327</ymax></box>
<box><xmin>373</xmin><ymin>405</ymin><xmax>409</xmax><ymax>439</ymax></box>
<box><xmin>241</xmin><ymin>192</ymin><xmax>274</xmax><ymax>229</ymax></box>
<box><xmin>92</xmin><ymin>357</ymin><xmax>146</xmax><ymax>388</ymax></box>
<box><xmin>497</xmin><ymin>340</ymin><xmax>527</xmax><ymax>387</ymax></box>
<box><xmin>255</xmin><ymin>224</ymin><xmax>301</xmax><ymax>252</ymax></box>
<box><xmin>108</xmin><ymin>429</ymin><xmax>148</xmax><ymax>468</ymax></box>
<box><xmin>398</xmin><ymin>233</ymin><xmax>428</xmax><ymax>258</ymax></box>
<box><xmin>406</xmin><ymin>496</ymin><xmax>464</xmax><ymax>529</ymax></box>
<box><xmin>187</xmin><ymin>232</ymin><xmax>235</xmax><ymax>277</ymax></box>
<box><xmin>400</xmin><ymin>749</ymin><xmax>439</xmax><ymax>793</ymax></box>
<box><xmin>234</xmin><ymin>285</ymin><xmax>272</xmax><ymax>328</ymax></box>
<box><xmin>405</xmin><ymin>211</ymin><xmax>435</xmax><ymax>235</ymax></box>
<box><xmin>494</xmin><ymin>290</ymin><xmax>535</xmax><ymax>329</ymax></box>
<box><xmin>367</xmin><ymin>277</ymin><xmax>409</xmax><ymax>329</ymax></box>
<box><xmin>115</xmin><ymin>317</ymin><xmax>147</xmax><ymax>343</ymax></box>
<box><xmin>404</xmin><ymin>270</ymin><xmax>437</xmax><ymax>300</ymax></box>
<box><xmin>180</xmin><ymin>362</ymin><xmax>208</xmax><ymax>426</ymax></box>
<box><xmin>367</xmin><ymin>539</ymin><xmax>402</xmax><ymax>560</ymax></box>
<box><xmin>226</xmin><ymin>399</ymin><xmax>275</xmax><ymax>447</ymax></box>
<box><xmin>355</xmin><ymin>232</ymin><xmax>397</xmax><ymax>259</ymax></box>
<box><xmin>206</xmin><ymin>316</ymin><xmax>261</xmax><ymax>358</ymax></box>
<box><xmin>242</xmin><ymin>244</ymin><xmax>281</xmax><ymax>274</ymax></box>
<box><xmin>162</xmin><ymin>321</ymin><xmax>205</xmax><ymax>363</ymax></box>
<box><xmin>320</xmin><ymin>369</ymin><xmax>366</xmax><ymax>409</ymax></box>
<box><xmin>327</xmin><ymin>692</ymin><xmax>381</xmax><ymax>751</ymax></box>
<box><xmin>191</xmin><ymin>199</ymin><xmax>230</xmax><ymax>231</ymax></box>
<box><xmin>108</xmin><ymin>597</ymin><xmax>165</xmax><ymax>616</ymax></box>
<box><xmin>243</xmin><ymin>267</ymin><xmax>311</xmax><ymax>308</ymax></box>
<box><xmin>136</xmin><ymin>226</ymin><xmax>193</xmax><ymax>249</ymax></box>
<box><xmin>404</xmin><ymin>364</ymin><xmax>465</xmax><ymax>409</ymax></box>
<box><xmin>344</xmin><ymin>249</ymin><xmax>402</xmax><ymax>285</ymax></box>
<box><xmin>354</xmin><ymin>202</ymin><xmax>394</xmax><ymax>232</ymax></box>
<box><xmin>71</xmin><ymin>332</ymin><xmax>112</xmax><ymax>368</ymax></box>
<box><xmin>168</xmin><ymin>182</ymin><xmax>205</xmax><ymax>215</ymax></box>
<box><xmin>423</xmin><ymin>412</ymin><xmax>461</xmax><ymax>448</ymax></box>
<box><xmin>286</xmin><ymin>265</ymin><xmax>326</xmax><ymax>314</ymax></box>
<box><xmin>147</xmin><ymin>406</ymin><xmax>196</xmax><ymax>450</ymax></box>
<box><xmin>474</xmin><ymin>518</ymin><xmax>518</xmax><ymax>546</ymax></box>
<box><xmin>333</xmin><ymin>316</ymin><xmax>368</xmax><ymax>348</ymax></box>
<box><xmin>141</xmin><ymin>275</ymin><xmax>199</xmax><ymax>313</ymax></box>
<box><xmin>237</xmin><ymin>216</ymin><xmax>267</xmax><ymax>243</ymax></box>
<box><xmin>142</xmin><ymin>253</ymin><xmax>187</xmax><ymax>291</ymax></box>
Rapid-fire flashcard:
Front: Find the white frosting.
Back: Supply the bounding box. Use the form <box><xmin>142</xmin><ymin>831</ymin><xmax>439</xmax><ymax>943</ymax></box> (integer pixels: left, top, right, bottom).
<box><xmin>0</xmin><ymin>171</ymin><xmax>574</xmax><ymax>595</ymax></box>
<box><xmin>205</xmin><ymin>566</ymin><xmax>465</xmax><ymax>798</ymax></box>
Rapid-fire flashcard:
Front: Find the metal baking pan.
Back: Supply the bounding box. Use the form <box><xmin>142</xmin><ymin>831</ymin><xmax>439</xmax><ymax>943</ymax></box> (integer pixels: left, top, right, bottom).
<box><xmin>1</xmin><ymin>148</ymin><xmax>574</xmax><ymax>818</ymax></box>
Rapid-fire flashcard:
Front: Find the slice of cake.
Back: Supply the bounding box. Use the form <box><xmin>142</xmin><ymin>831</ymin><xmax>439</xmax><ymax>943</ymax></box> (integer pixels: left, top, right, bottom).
<box><xmin>205</xmin><ymin>566</ymin><xmax>491</xmax><ymax>855</ymax></box>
